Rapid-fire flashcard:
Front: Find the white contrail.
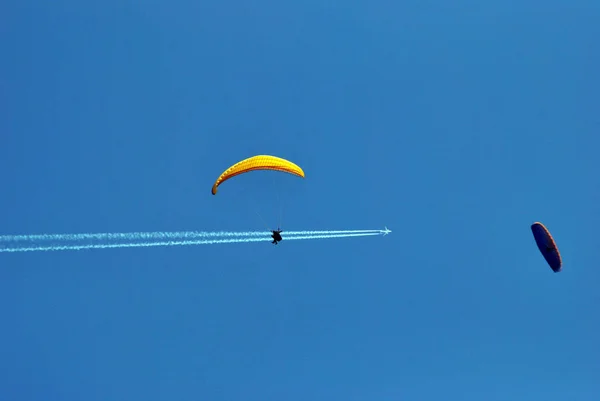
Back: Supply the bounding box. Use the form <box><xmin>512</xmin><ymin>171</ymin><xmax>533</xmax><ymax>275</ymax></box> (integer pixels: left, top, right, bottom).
<box><xmin>0</xmin><ymin>232</ymin><xmax>383</xmax><ymax>253</ymax></box>
<box><xmin>0</xmin><ymin>229</ymin><xmax>382</xmax><ymax>243</ymax></box>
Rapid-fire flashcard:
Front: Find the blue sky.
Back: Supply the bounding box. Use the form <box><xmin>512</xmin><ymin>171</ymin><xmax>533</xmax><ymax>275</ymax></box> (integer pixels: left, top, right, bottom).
<box><xmin>1</xmin><ymin>0</ymin><xmax>599</xmax><ymax>400</ymax></box>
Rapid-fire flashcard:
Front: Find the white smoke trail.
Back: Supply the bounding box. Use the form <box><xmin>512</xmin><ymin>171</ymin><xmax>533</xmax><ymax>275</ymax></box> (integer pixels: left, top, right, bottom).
<box><xmin>0</xmin><ymin>232</ymin><xmax>383</xmax><ymax>253</ymax></box>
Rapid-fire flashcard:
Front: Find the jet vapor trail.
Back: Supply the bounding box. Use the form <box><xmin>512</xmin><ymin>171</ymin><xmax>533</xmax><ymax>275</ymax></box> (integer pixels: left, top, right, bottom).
<box><xmin>0</xmin><ymin>229</ymin><xmax>382</xmax><ymax>243</ymax></box>
<box><xmin>0</xmin><ymin>231</ymin><xmax>385</xmax><ymax>253</ymax></box>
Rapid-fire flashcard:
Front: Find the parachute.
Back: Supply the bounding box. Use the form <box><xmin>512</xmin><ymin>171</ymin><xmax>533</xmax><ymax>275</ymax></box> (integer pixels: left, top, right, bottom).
<box><xmin>530</xmin><ymin>222</ymin><xmax>562</xmax><ymax>272</ymax></box>
<box><xmin>211</xmin><ymin>155</ymin><xmax>305</xmax><ymax>195</ymax></box>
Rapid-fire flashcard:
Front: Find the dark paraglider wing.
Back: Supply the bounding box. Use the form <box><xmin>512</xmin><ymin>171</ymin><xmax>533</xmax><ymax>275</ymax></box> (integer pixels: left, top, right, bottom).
<box><xmin>531</xmin><ymin>222</ymin><xmax>562</xmax><ymax>272</ymax></box>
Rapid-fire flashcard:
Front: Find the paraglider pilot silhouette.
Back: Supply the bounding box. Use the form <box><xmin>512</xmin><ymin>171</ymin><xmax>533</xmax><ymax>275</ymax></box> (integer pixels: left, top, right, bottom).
<box><xmin>271</xmin><ymin>228</ymin><xmax>283</xmax><ymax>245</ymax></box>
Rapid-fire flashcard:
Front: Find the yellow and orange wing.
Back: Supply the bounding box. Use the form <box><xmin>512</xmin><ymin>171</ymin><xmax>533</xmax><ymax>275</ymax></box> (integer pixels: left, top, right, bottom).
<box><xmin>211</xmin><ymin>155</ymin><xmax>305</xmax><ymax>195</ymax></box>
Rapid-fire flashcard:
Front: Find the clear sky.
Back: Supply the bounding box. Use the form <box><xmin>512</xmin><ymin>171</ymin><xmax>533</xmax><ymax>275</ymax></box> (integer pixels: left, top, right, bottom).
<box><xmin>1</xmin><ymin>0</ymin><xmax>599</xmax><ymax>400</ymax></box>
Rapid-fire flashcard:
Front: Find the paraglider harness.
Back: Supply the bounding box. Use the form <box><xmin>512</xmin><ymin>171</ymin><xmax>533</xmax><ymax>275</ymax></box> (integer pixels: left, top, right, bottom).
<box><xmin>271</xmin><ymin>229</ymin><xmax>283</xmax><ymax>244</ymax></box>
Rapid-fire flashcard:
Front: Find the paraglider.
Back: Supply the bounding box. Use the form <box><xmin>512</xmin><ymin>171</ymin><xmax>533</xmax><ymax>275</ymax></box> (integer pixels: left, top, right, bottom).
<box><xmin>211</xmin><ymin>155</ymin><xmax>305</xmax><ymax>195</ymax></box>
<box><xmin>211</xmin><ymin>155</ymin><xmax>305</xmax><ymax>246</ymax></box>
<box><xmin>530</xmin><ymin>222</ymin><xmax>562</xmax><ymax>272</ymax></box>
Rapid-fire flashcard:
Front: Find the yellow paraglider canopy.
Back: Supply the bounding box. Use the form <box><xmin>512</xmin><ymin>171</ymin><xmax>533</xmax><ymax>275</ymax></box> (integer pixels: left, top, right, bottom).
<box><xmin>211</xmin><ymin>155</ymin><xmax>305</xmax><ymax>195</ymax></box>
